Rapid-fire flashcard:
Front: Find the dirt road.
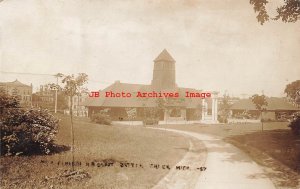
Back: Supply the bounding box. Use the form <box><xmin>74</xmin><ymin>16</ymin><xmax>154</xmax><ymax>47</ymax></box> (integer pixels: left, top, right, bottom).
<box><xmin>150</xmin><ymin>128</ymin><xmax>276</xmax><ymax>189</ymax></box>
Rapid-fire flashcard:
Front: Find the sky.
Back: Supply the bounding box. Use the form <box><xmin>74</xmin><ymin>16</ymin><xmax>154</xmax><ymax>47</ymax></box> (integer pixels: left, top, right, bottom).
<box><xmin>0</xmin><ymin>0</ymin><xmax>299</xmax><ymax>97</ymax></box>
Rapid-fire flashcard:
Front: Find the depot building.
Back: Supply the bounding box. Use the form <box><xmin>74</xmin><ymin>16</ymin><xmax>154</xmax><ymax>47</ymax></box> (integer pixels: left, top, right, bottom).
<box><xmin>82</xmin><ymin>49</ymin><xmax>218</xmax><ymax>123</ymax></box>
<box><xmin>103</xmin><ymin>91</ymin><xmax>211</xmax><ymax>98</ymax></box>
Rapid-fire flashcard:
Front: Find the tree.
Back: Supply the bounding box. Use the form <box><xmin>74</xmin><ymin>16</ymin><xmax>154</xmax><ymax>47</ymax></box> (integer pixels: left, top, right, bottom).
<box><xmin>56</xmin><ymin>93</ymin><xmax>69</xmax><ymax>111</ymax></box>
<box><xmin>288</xmin><ymin>112</ymin><xmax>300</xmax><ymax>136</ymax></box>
<box><xmin>251</xmin><ymin>94</ymin><xmax>268</xmax><ymax>131</ymax></box>
<box><xmin>155</xmin><ymin>95</ymin><xmax>186</xmax><ymax>122</ymax></box>
<box><xmin>0</xmin><ymin>90</ymin><xmax>59</xmax><ymax>156</ymax></box>
<box><xmin>250</xmin><ymin>0</ymin><xmax>300</xmax><ymax>25</ymax></box>
<box><xmin>219</xmin><ymin>94</ymin><xmax>231</xmax><ymax>123</ymax></box>
<box><xmin>61</xmin><ymin>73</ymin><xmax>88</xmax><ymax>170</ymax></box>
<box><xmin>284</xmin><ymin>80</ymin><xmax>300</xmax><ymax>104</ymax></box>
<box><xmin>0</xmin><ymin>88</ymin><xmax>20</xmax><ymax>114</ymax></box>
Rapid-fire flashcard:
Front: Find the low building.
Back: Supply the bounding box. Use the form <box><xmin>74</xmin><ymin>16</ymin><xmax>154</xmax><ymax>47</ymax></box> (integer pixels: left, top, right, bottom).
<box><xmin>230</xmin><ymin>97</ymin><xmax>300</xmax><ymax>121</ymax></box>
<box><xmin>0</xmin><ymin>79</ymin><xmax>32</xmax><ymax>107</ymax></box>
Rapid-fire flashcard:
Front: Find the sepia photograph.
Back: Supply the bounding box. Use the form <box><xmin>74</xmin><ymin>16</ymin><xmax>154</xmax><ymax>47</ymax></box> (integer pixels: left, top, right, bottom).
<box><xmin>0</xmin><ymin>0</ymin><xmax>300</xmax><ymax>188</ymax></box>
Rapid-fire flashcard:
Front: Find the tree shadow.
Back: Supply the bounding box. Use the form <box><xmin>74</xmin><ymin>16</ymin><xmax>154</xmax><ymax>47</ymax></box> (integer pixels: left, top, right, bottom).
<box><xmin>224</xmin><ymin>129</ymin><xmax>300</xmax><ymax>188</ymax></box>
<box><xmin>226</xmin><ymin>129</ymin><xmax>300</xmax><ymax>170</ymax></box>
<box><xmin>3</xmin><ymin>144</ymin><xmax>72</xmax><ymax>156</ymax></box>
<box><xmin>48</xmin><ymin>144</ymin><xmax>71</xmax><ymax>155</ymax></box>
<box><xmin>246</xmin><ymin>172</ymin><xmax>268</xmax><ymax>179</ymax></box>
<box><xmin>203</xmin><ymin>139</ymin><xmax>253</xmax><ymax>163</ymax></box>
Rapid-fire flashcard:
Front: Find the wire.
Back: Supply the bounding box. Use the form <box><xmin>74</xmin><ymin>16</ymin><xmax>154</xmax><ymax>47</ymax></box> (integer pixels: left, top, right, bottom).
<box><xmin>0</xmin><ymin>71</ymin><xmax>113</xmax><ymax>84</ymax></box>
<box><xmin>0</xmin><ymin>71</ymin><xmax>55</xmax><ymax>76</ymax></box>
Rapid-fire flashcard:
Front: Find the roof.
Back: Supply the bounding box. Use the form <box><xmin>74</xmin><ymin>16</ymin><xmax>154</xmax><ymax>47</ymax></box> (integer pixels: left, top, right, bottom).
<box><xmin>154</xmin><ymin>49</ymin><xmax>175</xmax><ymax>62</ymax></box>
<box><xmin>81</xmin><ymin>81</ymin><xmax>204</xmax><ymax>108</ymax></box>
<box><xmin>231</xmin><ymin>97</ymin><xmax>299</xmax><ymax>111</ymax></box>
<box><xmin>0</xmin><ymin>79</ymin><xmax>31</xmax><ymax>87</ymax></box>
<box><xmin>81</xmin><ymin>82</ymin><xmax>155</xmax><ymax>108</ymax></box>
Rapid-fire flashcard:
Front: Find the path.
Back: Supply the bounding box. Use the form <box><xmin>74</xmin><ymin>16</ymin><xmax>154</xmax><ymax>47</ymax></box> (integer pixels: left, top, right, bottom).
<box><xmin>149</xmin><ymin>128</ymin><xmax>276</xmax><ymax>189</ymax></box>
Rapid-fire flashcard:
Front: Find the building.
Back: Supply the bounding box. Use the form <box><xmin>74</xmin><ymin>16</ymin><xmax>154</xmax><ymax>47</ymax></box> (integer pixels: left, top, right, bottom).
<box><xmin>230</xmin><ymin>97</ymin><xmax>300</xmax><ymax>121</ymax></box>
<box><xmin>151</xmin><ymin>49</ymin><xmax>177</xmax><ymax>89</ymax></box>
<box><xmin>32</xmin><ymin>85</ymin><xmax>55</xmax><ymax>109</ymax></box>
<box><xmin>65</xmin><ymin>94</ymin><xmax>89</xmax><ymax>117</ymax></box>
<box><xmin>32</xmin><ymin>84</ymin><xmax>87</xmax><ymax>115</ymax></box>
<box><xmin>82</xmin><ymin>49</ymin><xmax>218</xmax><ymax>123</ymax></box>
<box><xmin>0</xmin><ymin>79</ymin><xmax>32</xmax><ymax>107</ymax></box>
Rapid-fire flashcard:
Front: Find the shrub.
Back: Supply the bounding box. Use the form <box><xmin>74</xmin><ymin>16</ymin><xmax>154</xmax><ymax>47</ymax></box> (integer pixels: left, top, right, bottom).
<box><xmin>91</xmin><ymin>113</ymin><xmax>111</xmax><ymax>125</ymax></box>
<box><xmin>143</xmin><ymin>118</ymin><xmax>159</xmax><ymax>125</ymax></box>
<box><xmin>217</xmin><ymin>116</ymin><xmax>228</xmax><ymax>124</ymax></box>
<box><xmin>0</xmin><ymin>89</ymin><xmax>20</xmax><ymax>114</ymax></box>
<box><xmin>288</xmin><ymin>113</ymin><xmax>300</xmax><ymax>136</ymax></box>
<box><xmin>0</xmin><ymin>108</ymin><xmax>59</xmax><ymax>155</ymax></box>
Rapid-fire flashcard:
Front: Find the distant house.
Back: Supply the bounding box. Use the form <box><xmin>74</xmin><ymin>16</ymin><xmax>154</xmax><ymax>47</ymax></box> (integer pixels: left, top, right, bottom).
<box><xmin>230</xmin><ymin>97</ymin><xmax>300</xmax><ymax>121</ymax></box>
<box><xmin>66</xmin><ymin>94</ymin><xmax>89</xmax><ymax>117</ymax></box>
<box><xmin>32</xmin><ymin>84</ymin><xmax>87</xmax><ymax>115</ymax></box>
<box><xmin>0</xmin><ymin>79</ymin><xmax>33</xmax><ymax>107</ymax></box>
<box><xmin>32</xmin><ymin>85</ymin><xmax>55</xmax><ymax>110</ymax></box>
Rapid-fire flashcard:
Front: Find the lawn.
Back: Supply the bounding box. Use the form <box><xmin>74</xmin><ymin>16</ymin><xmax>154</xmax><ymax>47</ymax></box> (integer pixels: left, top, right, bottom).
<box><xmin>157</xmin><ymin>122</ymin><xmax>300</xmax><ymax>188</ymax></box>
<box><xmin>0</xmin><ymin>114</ymin><xmax>190</xmax><ymax>189</ymax></box>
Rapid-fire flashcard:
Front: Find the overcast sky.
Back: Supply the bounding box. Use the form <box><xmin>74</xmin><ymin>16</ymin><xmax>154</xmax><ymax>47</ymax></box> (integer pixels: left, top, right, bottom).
<box><xmin>0</xmin><ymin>0</ymin><xmax>299</xmax><ymax>97</ymax></box>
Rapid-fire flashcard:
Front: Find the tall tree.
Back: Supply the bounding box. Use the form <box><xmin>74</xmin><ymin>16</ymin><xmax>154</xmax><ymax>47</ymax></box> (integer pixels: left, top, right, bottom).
<box><xmin>251</xmin><ymin>94</ymin><xmax>268</xmax><ymax>131</ymax></box>
<box><xmin>61</xmin><ymin>73</ymin><xmax>88</xmax><ymax>171</ymax></box>
<box><xmin>284</xmin><ymin>80</ymin><xmax>300</xmax><ymax>103</ymax></box>
<box><xmin>155</xmin><ymin>96</ymin><xmax>184</xmax><ymax>121</ymax></box>
<box><xmin>250</xmin><ymin>0</ymin><xmax>300</xmax><ymax>25</ymax></box>
<box><xmin>219</xmin><ymin>94</ymin><xmax>232</xmax><ymax>123</ymax></box>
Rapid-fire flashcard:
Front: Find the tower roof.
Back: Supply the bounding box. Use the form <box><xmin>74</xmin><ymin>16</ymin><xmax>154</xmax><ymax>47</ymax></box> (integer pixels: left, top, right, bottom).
<box><xmin>154</xmin><ymin>49</ymin><xmax>175</xmax><ymax>62</ymax></box>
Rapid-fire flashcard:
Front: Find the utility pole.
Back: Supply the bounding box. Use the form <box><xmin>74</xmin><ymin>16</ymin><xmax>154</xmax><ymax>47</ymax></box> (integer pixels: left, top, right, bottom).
<box><xmin>55</xmin><ymin>76</ymin><xmax>58</xmax><ymax>113</ymax></box>
<box><xmin>54</xmin><ymin>73</ymin><xmax>63</xmax><ymax>114</ymax></box>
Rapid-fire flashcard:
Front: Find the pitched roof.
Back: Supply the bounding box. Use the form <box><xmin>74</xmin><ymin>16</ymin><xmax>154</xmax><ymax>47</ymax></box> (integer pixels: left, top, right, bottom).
<box><xmin>231</xmin><ymin>97</ymin><xmax>299</xmax><ymax>111</ymax></box>
<box><xmin>0</xmin><ymin>79</ymin><xmax>31</xmax><ymax>87</ymax></box>
<box><xmin>154</xmin><ymin>49</ymin><xmax>175</xmax><ymax>62</ymax></box>
<box><xmin>81</xmin><ymin>82</ymin><xmax>204</xmax><ymax>108</ymax></box>
<box><xmin>81</xmin><ymin>82</ymin><xmax>156</xmax><ymax>108</ymax></box>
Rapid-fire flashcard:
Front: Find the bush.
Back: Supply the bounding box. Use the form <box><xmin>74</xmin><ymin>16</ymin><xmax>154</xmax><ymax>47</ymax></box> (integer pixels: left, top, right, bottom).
<box><xmin>288</xmin><ymin>113</ymin><xmax>300</xmax><ymax>136</ymax></box>
<box><xmin>217</xmin><ymin>115</ymin><xmax>228</xmax><ymax>123</ymax></box>
<box><xmin>0</xmin><ymin>108</ymin><xmax>59</xmax><ymax>156</ymax></box>
<box><xmin>143</xmin><ymin>118</ymin><xmax>159</xmax><ymax>125</ymax></box>
<box><xmin>91</xmin><ymin>113</ymin><xmax>111</xmax><ymax>125</ymax></box>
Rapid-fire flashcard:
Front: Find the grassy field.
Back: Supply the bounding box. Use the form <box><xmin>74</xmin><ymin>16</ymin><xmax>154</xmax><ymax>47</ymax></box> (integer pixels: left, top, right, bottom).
<box><xmin>157</xmin><ymin>122</ymin><xmax>300</xmax><ymax>188</ymax></box>
<box><xmin>0</xmin><ymin>114</ymin><xmax>190</xmax><ymax>189</ymax></box>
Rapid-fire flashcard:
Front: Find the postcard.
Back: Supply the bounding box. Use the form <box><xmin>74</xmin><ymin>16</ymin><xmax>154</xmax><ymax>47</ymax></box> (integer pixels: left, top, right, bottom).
<box><xmin>0</xmin><ymin>0</ymin><xmax>299</xmax><ymax>188</ymax></box>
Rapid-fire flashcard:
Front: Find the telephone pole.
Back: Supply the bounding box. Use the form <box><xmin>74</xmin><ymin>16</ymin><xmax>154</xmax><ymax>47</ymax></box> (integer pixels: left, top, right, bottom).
<box><xmin>55</xmin><ymin>76</ymin><xmax>58</xmax><ymax>113</ymax></box>
<box><xmin>54</xmin><ymin>73</ymin><xmax>63</xmax><ymax>113</ymax></box>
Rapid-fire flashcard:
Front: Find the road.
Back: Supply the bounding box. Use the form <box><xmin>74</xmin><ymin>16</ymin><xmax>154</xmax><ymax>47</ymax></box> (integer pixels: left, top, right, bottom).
<box><xmin>150</xmin><ymin>128</ymin><xmax>276</xmax><ymax>189</ymax></box>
